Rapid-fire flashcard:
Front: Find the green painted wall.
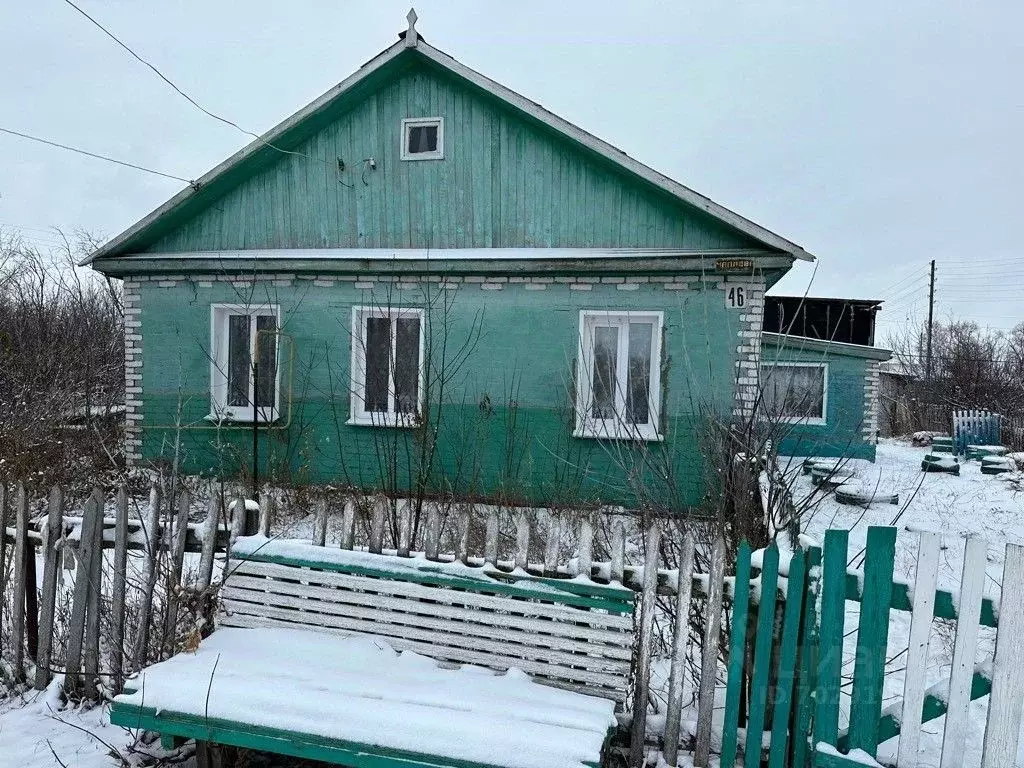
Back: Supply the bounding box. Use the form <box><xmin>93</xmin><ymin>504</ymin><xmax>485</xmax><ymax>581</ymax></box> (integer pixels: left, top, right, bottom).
<box><xmin>137</xmin><ymin>278</ymin><xmax>747</xmax><ymax>508</ymax></box>
<box><xmin>760</xmin><ymin>341</ymin><xmax>876</xmax><ymax>460</ymax></box>
<box><xmin>139</xmin><ymin>59</ymin><xmax>761</xmax><ymax>254</ymax></box>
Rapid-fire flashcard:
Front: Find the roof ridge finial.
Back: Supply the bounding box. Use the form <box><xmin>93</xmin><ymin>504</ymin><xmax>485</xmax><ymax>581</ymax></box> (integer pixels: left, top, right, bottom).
<box><xmin>405</xmin><ymin>8</ymin><xmax>419</xmax><ymax>47</ymax></box>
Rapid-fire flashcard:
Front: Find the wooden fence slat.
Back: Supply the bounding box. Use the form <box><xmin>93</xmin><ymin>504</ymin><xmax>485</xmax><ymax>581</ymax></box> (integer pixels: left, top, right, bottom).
<box><xmin>543</xmin><ymin>512</ymin><xmax>560</xmax><ymax>577</ymax></box>
<box><xmin>743</xmin><ymin>542</ymin><xmax>779</xmax><ymax>768</ymax></box>
<box><xmin>313</xmin><ymin>498</ymin><xmax>328</xmax><ymax>547</ymax></box>
<box><xmin>231</xmin><ymin>488</ymin><xmax>247</xmax><ymax>542</ymax></box>
<box><xmin>514</xmin><ymin>511</ymin><xmax>529</xmax><ymax>570</ymax></box>
<box><xmin>455</xmin><ymin>506</ymin><xmax>471</xmax><ymax>565</ymax></box>
<box><xmin>484</xmin><ymin>509</ymin><xmax>499</xmax><ymax>566</ymax></box>
<box><xmin>695</xmin><ymin>537</ymin><xmax>728</xmax><ymax>766</ymax></box>
<box><xmin>896</xmin><ymin>531</ymin><xmax>941</xmax><ymax>767</ymax></box>
<box><xmin>64</xmin><ymin>494</ymin><xmax>100</xmax><ymax>696</ymax></box>
<box><xmin>84</xmin><ymin>488</ymin><xmax>104</xmax><ymax>699</ymax></box>
<box><xmin>981</xmin><ymin>543</ymin><xmax>1024</xmax><ymax>768</ymax></box>
<box><xmin>110</xmin><ymin>485</ymin><xmax>129</xmax><ymax>693</ymax></box>
<box><xmin>258</xmin><ymin>487</ymin><xmax>274</xmax><ymax>538</ymax></box>
<box><xmin>767</xmin><ymin>548</ymin><xmax>807</xmax><ymax>768</ymax></box>
<box><xmin>939</xmin><ymin>536</ymin><xmax>988</xmax><ymax>768</ymax></box>
<box><xmin>197</xmin><ymin>490</ymin><xmax>220</xmax><ymax>590</ymax></box>
<box><xmin>368</xmin><ymin>497</ymin><xmax>386</xmax><ymax>555</ymax></box>
<box><xmin>34</xmin><ymin>484</ymin><xmax>64</xmax><ymax>690</ymax></box>
<box><xmin>11</xmin><ymin>481</ymin><xmax>29</xmax><ymax>682</ymax></box>
<box><xmin>339</xmin><ymin>497</ymin><xmax>356</xmax><ymax>551</ymax></box>
<box><xmin>133</xmin><ymin>481</ymin><xmax>163</xmax><ymax>671</ymax></box>
<box><xmin>790</xmin><ymin>546</ymin><xmax>822</xmax><ymax>768</ymax></box>
<box><xmin>815</xmin><ymin>529</ymin><xmax>849</xmax><ymax>748</ymax></box>
<box><xmin>610</xmin><ymin>520</ymin><xmax>625</xmax><ymax>584</ymax></box>
<box><xmin>163</xmin><ymin>489</ymin><xmax>191</xmax><ymax>658</ymax></box>
<box><xmin>424</xmin><ymin>505</ymin><xmax>441</xmax><ymax>561</ymax></box>
<box><xmin>629</xmin><ymin>520</ymin><xmax>661</xmax><ymax>768</ymax></box>
<box><xmin>848</xmin><ymin>526</ymin><xmax>897</xmax><ymax>756</ymax></box>
<box><xmin>576</xmin><ymin>514</ymin><xmax>593</xmax><ymax>578</ymax></box>
<box><xmin>0</xmin><ymin>484</ymin><xmax>7</xmax><ymax>660</ymax></box>
<box><xmin>398</xmin><ymin>500</ymin><xmax>413</xmax><ymax>557</ymax></box>
<box><xmin>719</xmin><ymin>541</ymin><xmax>752</xmax><ymax>768</ymax></box>
<box><xmin>662</xmin><ymin>532</ymin><xmax>695</xmax><ymax>768</ymax></box>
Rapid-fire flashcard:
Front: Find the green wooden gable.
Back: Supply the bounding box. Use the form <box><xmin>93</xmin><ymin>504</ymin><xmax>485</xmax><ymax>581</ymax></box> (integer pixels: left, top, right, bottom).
<box><xmin>86</xmin><ymin>33</ymin><xmax>813</xmax><ymax>264</ymax></box>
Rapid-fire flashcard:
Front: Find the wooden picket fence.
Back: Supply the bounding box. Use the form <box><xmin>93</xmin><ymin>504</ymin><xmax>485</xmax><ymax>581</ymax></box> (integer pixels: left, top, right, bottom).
<box><xmin>953</xmin><ymin>408</ymin><xmax>1003</xmax><ymax>455</ymax></box>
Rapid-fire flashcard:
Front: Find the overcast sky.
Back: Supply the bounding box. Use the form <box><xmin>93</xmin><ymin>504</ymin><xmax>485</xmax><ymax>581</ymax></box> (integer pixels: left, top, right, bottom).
<box><xmin>1</xmin><ymin>1</ymin><xmax>1021</xmax><ymax>340</ymax></box>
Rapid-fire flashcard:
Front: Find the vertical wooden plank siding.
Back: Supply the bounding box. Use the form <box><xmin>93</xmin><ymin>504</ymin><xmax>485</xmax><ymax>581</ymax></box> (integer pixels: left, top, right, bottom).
<box><xmin>134</xmin><ymin>482</ymin><xmax>163</xmax><ymax>670</ymax></box>
<box><xmin>896</xmin><ymin>531</ymin><xmax>941</xmax><ymax>767</ymax></box>
<box><xmin>662</xmin><ymin>532</ymin><xmax>695</xmax><ymax>767</ymax></box>
<box><xmin>790</xmin><ymin>546</ymin><xmax>822</xmax><ymax>768</ymax></box>
<box><xmin>398</xmin><ymin>501</ymin><xmax>413</xmax><ymax>557</ymax></box>
<box><xmin>847</xmin><ymin>526</ymin><xmax>897</xmax><ymax>756</ymax></box>
<box><xmin>34</xmin><ymin>485</ymin><xmax>64</xmax><ymax>690</ymax></box>
<box><xmin>111</xmin><ymin>486</ymin><xmax>129</xmax><ymax>693</ymax></box>
<box><xmin>939</xmin><ymin>537</ymin><xmax>988</xmax><ymax>768</ymax></box>
<box><xmin>163</xmin><ymin>489</ymin><xmax>191</xmax><ymax>658</ymax></box>
<box><xmin>694</xmin><ymin>538</ymin><xmax>727</xmax><ymax>767</ymax></box>
<box><xmin>980</xmin><ymin>543</ymin><xmax>1024</xmax><ymax>767</ymax></box>
<box><xmin>64</xmin><ymin>494</ymin><xmax>100</xmax><ymax>695</ymax></box>
<box><xmin>513</xmin><ymin>511</ymin><xmax>529</xmax><ymax>569</ymax></box>
<box><xmin>719</xmin><ymin>541</ymin><xmax>752</xmax><ymax>768</ymax></box>
<box><xmin>84</xmin><ymin>489</ymin><xmax>104</xmax><ymax>698</ymax></box>
<box><xmin>424</xmin><ymin>506</ymin><xmax>441</xmax><ymax>561</ymax></box>
<box><xmin>767</xmin><ymin>548</ymin><xmax>807</xmax><ymax>768</ymax></box>
<box><xmin>313</xmin><ymin>498</ymin><xmax>329</xmax><ymax>547</ymax></box>
<box><xmin>484</xmin><ymin>509</ymin><xmax>499</xmax><ymax>566</ymax></box>
<box><xmin>339</xmin><ymin>498</ymin><xmax>356</xmax><ymax>550</ymax></box>
<box><xmin>815</xmin><ymin>529</ymin><xmax>849</xmax><ymax>748</ymax></box>
<box><xmin>543</xmin><ymin>512</ymin><xmax>560</xmax><ymax>577</ymax></box>
<box><xmin>576</xmin><ymin>514</ymin><xmax>593</xmax><ymax>578</ymax></box>
<box><xmin>11</xmin><ymin>482</ymin><xmax>28</xmax><ymax>681</ymax></box>
<box><xmin>198</xmin><ymin>491</ymin><xmax>220</xmax><ymax>590</ymax></box>
<box><xmin>743</xmin><ymin>543</ymin><xmax>779</xmax><ymax>767</ymax></box>
<box><xmin>368</xmin><ymin>498</ymin><xmax>386</xmax><ymax>555</ymax></box>
<box><xmin>629</xmin><ymin>521</ymin><xmax>661</xmax><ymax>768</ymax></box>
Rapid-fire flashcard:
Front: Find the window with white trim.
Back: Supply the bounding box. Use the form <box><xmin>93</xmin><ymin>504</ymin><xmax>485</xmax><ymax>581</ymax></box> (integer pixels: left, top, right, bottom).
<box><xmin>350</xmin><ymin>306</ymin><xmax>424</xmax><ymax>426</ymax></box>
<box><xmin>210</xmin><ymin>305</ymin><xmax>280</xmax><ymax>422</ymax></box>
<box><xmin>401</xmin><ymin>117</ymin><xmax>444</xmax><ymax>160</ymax></box>
<box><xmin>763</xmin><ymin>362</ymin><xmax>828</xmax><ymax>424</ymax></box>
<box><xmin>575</xmin><ymin>311</ymin><xmax>662</xmax><ymax>441</ymax></box>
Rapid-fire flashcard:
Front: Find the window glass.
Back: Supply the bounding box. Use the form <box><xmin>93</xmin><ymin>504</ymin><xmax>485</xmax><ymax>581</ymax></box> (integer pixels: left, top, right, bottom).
<box><xmin>254</xmin><ymin>315</ymin><xmax>277</xmax><ymax>408</ymax></box>
<box><xmin>227</xmin><ymin>314</ymin><xmax>251</xmax><ymax>407</ymax></box>
<box><xmin>407</xmin><ymin>124</ymin><xmax>438</xmax><ymax>154</ymax></box>
<box><xmin>591</xmin><ymin>325</ymin><xmax>618</xmax><ymax>420</ymax></box>
<box><xmin>364</xmin><ymin>317</ymin><xmax>391</xmax><ymax>413</ymax></box>
<box><xmin>625</xmin><ymin>322</ymin><xmax>653</xmax><ymax>424</ymax></box>
<box><xmin>394</xmin><ymin>317</ymin><xmax>421</xmax><ymax>414</ymax></box>
<box><xmin>766</xmin><ymin>365</ymin><xmax>825</xmax><ymax>419</ymax></box>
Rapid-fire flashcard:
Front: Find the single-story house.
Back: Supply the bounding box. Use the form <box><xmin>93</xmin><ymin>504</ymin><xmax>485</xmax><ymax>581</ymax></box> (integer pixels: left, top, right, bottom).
<box><xmin>84</xmin><ymin>20</ymin><xmax>882</xmax><ymax>508</ymax></box>
<box><xmin>761</xmin><ymin>297</ymin><xmax>891</xmax><ymax>460</ymax></box>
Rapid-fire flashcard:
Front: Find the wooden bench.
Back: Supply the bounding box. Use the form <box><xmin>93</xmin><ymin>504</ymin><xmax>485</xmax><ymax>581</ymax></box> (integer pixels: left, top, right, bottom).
<box><xmin>111</xmin><ymin>536</ymin><xmax>637</xmax><ymax>768</ymax></box>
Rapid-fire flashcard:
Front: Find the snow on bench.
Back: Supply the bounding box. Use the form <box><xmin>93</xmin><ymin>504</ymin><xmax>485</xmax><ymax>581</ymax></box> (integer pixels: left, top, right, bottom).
<box><xmin>112</xmin><ymin>536</ymin><xmax>636</xmax><ymax>767</ymax></box>
<box><xmin>111</xmin><ymin>628</ymin><xmax>617</xmax><ymax>768</ymax></box>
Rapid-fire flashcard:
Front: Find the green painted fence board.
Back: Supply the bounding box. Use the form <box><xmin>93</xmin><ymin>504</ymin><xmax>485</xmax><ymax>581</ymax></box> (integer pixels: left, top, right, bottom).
<box><xmin>744</xmin><ymin>543</ymin><xmax>779</xmax><ymax>767</ymax></box>
<box><xmin>815</xmin><ymin>529</ymin><xmax>848</xmax><ymax>749</ymax></box>
<box><xmin>790</xmin><ymin>546</ymin><xmax>822</xmax><ymax>768</ymax></box>
<box><xmin>846</xmin><ymin>526</ymin><xmax>896</xmax><ymax>755</ymax></box>
<box><xmin>767</xmin><ymin>548</ymin><xmax>807</xmax><ymax>768</ymax></box>
<box><xmin>719</xmin><ymin>541</ymin><xmax>752</xmax><ymax>768</ymax></box>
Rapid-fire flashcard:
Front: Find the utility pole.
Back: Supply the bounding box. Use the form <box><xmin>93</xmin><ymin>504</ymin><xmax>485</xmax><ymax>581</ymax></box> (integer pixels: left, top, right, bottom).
<box><xmin>925</xmin><ymin>259</ymin><xmax>936</xmax><ymax>383</ymax></box>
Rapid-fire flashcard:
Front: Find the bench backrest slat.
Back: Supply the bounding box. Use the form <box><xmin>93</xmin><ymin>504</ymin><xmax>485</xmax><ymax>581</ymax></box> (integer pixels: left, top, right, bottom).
<box><xmin>221</xmin><ymin>556</ymin><xmax>636</xmax><ymax>701</ymax></box>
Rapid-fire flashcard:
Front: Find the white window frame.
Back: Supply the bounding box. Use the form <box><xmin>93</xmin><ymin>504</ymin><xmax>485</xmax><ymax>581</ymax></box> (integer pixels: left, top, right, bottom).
<box><xmin>209</xmin><ymin>304</ymin><xmax>281</xmax><ymax>423</ymax></box>
<box><xmin>349</xmin><ymin>306</ymin><xmax>426</xmax><ymax>427</ymax></box>
<box><xmin>574</xmin><ymin>310</ymin><xmax>663</xmax><ymax>442</ymax></box>
<box><xmin>762</xmin><ymin>361</ymin><xmax>829</xmax><ymax>425</ymax></box>
<box><xmin>400</xmin><ymin>117</ymin><xmax>444</xmax><ymax>161</ymax></box>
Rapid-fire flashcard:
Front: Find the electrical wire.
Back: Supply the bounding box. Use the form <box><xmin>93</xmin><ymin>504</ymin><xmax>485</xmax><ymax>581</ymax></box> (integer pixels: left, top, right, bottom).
<box><xmin>0</xmin><ymin>126</ymin><xmax>193</xmax><ymax>184</ymax></box>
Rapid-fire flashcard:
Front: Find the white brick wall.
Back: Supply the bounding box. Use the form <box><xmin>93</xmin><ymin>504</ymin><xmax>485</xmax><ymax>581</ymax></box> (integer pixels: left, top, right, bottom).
<box><xmin>122</xmin><ymin>278</ymin><xmax>144</xmax><ymax>464</ymax></box>
<box><xmin>729</xmin><ymin>278</ymin><xmax>766</xmax><ymax>418</ymax></box>
<box><xmin>863</xmin><ymin>361</ymin><xmax>881</xmax><ymax>444</ymax></box>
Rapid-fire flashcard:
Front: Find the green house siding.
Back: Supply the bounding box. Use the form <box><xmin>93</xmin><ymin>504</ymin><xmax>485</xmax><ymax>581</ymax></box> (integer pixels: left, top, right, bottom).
<box><xmin>761</xmin><ymin>341</ymin><xmax>877</xmax><ymax>461</ymax></box>
<box><xmin>134</xmin><ymin>276</ymin><xmax>748</xmax><ymax>508</ymax></box>
<box><xmin>137</xmin><ymin>60</ymin><xmax>763</xmax><ymax>255</ymax></box>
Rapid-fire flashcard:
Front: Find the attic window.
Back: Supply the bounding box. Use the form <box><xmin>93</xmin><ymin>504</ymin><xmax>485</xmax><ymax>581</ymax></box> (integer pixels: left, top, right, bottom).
<box><xmin>401</xmin><ymin>117</ymin><xmax>443</xmax><ymax>160</ymax></box>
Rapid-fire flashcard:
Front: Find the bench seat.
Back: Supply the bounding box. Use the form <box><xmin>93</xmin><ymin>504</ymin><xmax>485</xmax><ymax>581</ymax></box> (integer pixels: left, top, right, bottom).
<box><xmin>111</xmin><ymin>627</ymin><xmax>618</xmax><ymax>768</ymax></box>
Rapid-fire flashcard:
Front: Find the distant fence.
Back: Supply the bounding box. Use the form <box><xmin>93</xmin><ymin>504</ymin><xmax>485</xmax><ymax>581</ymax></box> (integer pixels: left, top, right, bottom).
<box><xmin>953</xmin><ymin>408</ymin><xmax>1003</xmax><ymax>454</ymax></box>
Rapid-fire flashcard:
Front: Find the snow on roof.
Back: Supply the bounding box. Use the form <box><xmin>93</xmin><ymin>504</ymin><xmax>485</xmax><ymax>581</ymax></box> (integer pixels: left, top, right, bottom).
<box><xmin>116</xmin><ymin>627</ymin><xmax>615</xmax><ymax>768</ymax></box>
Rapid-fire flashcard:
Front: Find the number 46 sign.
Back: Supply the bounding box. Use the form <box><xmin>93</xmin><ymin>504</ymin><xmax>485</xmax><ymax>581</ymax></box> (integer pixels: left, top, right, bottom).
<box><xmin>726</xmin><ymin>285</ymin><xmax>747</xmax><ymax>309</ymax></box>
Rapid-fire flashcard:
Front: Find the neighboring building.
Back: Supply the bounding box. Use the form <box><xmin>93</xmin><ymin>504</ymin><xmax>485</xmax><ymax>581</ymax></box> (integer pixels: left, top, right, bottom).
<box><xmin>761</xmin><ymin>297</ymin><xmax>891</xmax><ymax>460</ymax></box>
<box><xmin>85</xmin><ymin>20</ymin><xmax>832</xmax><ymax>508</ymax></box>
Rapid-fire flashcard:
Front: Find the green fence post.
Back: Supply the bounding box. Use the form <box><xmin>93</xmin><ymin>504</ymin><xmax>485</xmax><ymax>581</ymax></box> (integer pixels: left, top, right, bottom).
<box><xmin>720</xmin><ymin>541</ymin><xmax>752</xmax><ymax>768</ymax></box>
<box><xmin>790</xmin><ymin>546</ymin><xmax>822</xmax><ymax>768</ymax></box>
<box><xmin>744</xmin><ymin>543</ymin><xmax>779</xmax><ymax>766</ymax></box>
<box><xmin>767</xmin><ymin>548</ymin><xmax>807</xmax><ymax>768</ymax></box>
<box><xmin>815</xmin><ymin>530</ymin><xmax>848</xmax><ymax>749</ymax></box>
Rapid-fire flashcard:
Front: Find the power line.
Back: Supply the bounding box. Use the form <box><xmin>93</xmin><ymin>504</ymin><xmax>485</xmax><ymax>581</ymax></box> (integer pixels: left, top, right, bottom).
<box><xmin>61</xmin><ymin>0</ymin><xmax>303</xmax><ymax>160</ymax></box>
<box><xmin>0</xmin><ymin>126</ymin><xmax>193</xmax><ymax>184</ymax></box>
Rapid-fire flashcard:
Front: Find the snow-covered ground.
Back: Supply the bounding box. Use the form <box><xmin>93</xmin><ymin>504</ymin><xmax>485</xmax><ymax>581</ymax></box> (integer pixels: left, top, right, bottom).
<box><xmin>794</xmin><ymin>439</ymin><xmax>1024</xmax><ymax>767</ymax></box>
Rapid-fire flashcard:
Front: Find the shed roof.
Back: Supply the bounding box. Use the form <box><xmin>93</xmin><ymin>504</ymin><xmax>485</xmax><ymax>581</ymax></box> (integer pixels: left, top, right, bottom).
<box><xmin>83</xmin><ymin>24</ymin><xmax>814</xmax><ymax>266</ymax></box>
